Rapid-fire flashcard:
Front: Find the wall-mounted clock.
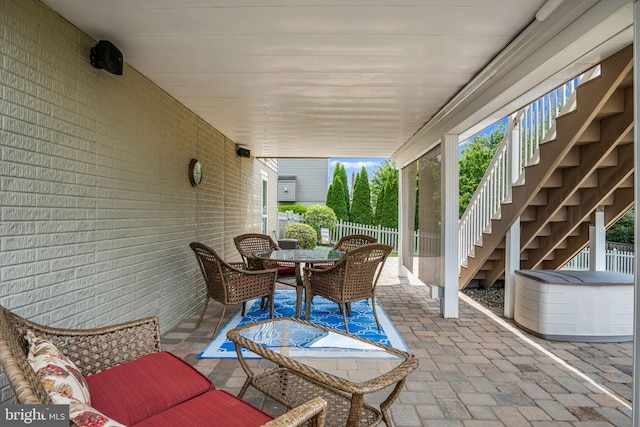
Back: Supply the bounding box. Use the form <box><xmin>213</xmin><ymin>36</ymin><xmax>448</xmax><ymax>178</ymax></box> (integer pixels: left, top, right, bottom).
<box><xmin>189</xmin><ymin>159</ymin><xmax>202</xmax><ymax>187</ymax></box>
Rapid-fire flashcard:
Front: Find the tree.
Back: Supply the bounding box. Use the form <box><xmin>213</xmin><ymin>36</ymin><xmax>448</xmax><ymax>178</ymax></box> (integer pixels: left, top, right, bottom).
<box><xmin>330</xmin><ymin>163</ymin><xmax>351</xmax><ymax>218</ymax></box>
<box><xmin>334</xmin><ymin>163</ymin><xmax>350</xmax><ymax>218</ymax></box>
<box><xmin>326</xmin><ymin>176</ymin><xmax>349</xmax><ymax>221</ymax></box>
<box><xmin>374</xmin><ymin>184</ymin><xmax>386</xmax><ymax>225</ymax></box>
<box><xmin>458</xmin><ymin>125</ymin><xmax>504</xmax><ymax>217</ymax></box>
<box><xmin>370</xmin><ymin>160</ymin><xmax>398</xmax><ymax>212</ymax></box>
<box><xmin>607</xmin><ymin>209</ymin><xmax>634</xmax><ymax>244</ymax></box>
<box><xmin>378</xmin><ymin>176</ymin><xmax>398</xmax><ymax>228</ymax></box>
<box><xmin>371</xmin><ymin>160</ymin><xmax>399</xmax><ymax>226</ymax></box>
<box><xmin>350</xmin><ymin>167</ymin><xmax>374</xmax><ymax>225</ymax></box>
<box><xmin>325</xmin><ymin>182</ymin><xmax>336</xmax><ymax>212</ymax></box>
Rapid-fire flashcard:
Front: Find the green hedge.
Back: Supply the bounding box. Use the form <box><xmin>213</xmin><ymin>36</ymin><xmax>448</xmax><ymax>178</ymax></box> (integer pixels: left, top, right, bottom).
<box><xmin>278</xmin><ymin>205</ymin><xmax>307</xmax><ymax>215</ymax></box>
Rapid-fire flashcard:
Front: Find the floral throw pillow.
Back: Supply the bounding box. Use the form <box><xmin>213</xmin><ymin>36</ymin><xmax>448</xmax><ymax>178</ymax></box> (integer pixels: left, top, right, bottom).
<box><xmin>26</xmin><ymin>329</ymin><xmax>91</xmax><ymax>405</ymax></box>
<box><xmin>68</xmin><ymin>401</ymin><xmax>127</xmax><ymax>427</ymax></box>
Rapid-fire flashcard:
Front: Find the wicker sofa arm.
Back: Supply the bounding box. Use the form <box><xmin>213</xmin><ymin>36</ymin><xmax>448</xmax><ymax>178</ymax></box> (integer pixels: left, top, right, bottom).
<box><xmin>8</xmin><ymin>313</ymin><xmax>161</xmax><ymax>377</ymax></box>
<box><xmin>261</xmin><ymin>397</ymin><xmax>327</xmax><ymax>427</ymax></box>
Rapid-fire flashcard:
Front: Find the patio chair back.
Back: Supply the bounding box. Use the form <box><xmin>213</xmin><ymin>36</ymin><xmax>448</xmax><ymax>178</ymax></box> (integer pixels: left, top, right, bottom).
<box><xmin>332</xmin><ymin>234</ymin><xmax>378</xmax><ymax>252</ymax></box>
<box><xmin>234</xmin><ymin>233</ymin><xmax>279</xmax><ymax>270</ymax></box>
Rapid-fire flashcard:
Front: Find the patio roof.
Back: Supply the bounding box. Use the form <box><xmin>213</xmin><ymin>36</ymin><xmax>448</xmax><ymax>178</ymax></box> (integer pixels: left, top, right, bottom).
<box><xmin>40</xmin><ymin>1</ymin><xmax>633</xmax><ymax>160</ymax></box>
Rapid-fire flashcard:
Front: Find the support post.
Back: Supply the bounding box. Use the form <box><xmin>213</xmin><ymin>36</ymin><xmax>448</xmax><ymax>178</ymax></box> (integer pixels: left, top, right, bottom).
<box><xmin>632</xmin><ymin>3</ymin><xmax>639</xmax><ymax>424</ymax></box>
<box><xmin>504</xmin><ymin>218</ymin><xmax>520</xmax><ymax>319</ymax></box>
<box><xmin>504</xmin><ymin>117</ymin><xmax>521</xmax><ymax>319</ymax></box>
<box><xmin>397</xmin><ymin>169</ymin><xmax>408</xmax><ymax>277</ymax></box>
<box><xmin>589</xmin><ymin>207</ymin><xmax>606</xmax><ymax>271</ymax></box>
<box><xmin>441</xmin><ymin>134</ymin><xmax>459</xmax><ymax>318</ymax></box>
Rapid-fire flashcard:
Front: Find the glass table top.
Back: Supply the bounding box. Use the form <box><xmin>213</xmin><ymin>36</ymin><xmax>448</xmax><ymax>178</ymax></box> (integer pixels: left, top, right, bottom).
<box><xmin>257</xmin><ymin>249</ymin><xmax>344</xmax><ymax>263</ymax></box>
<box><xmin>232</xmin><ymin>318</ymin><xmax>406</xmax><ymax>384</ymax></box>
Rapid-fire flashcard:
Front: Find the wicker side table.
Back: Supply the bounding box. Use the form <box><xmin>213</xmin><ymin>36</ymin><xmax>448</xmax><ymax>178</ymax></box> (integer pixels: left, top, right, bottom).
<box><xmin>227</xmin><ymin>318</ymin><xmax>418</xmax><ymax>427</ymax></box>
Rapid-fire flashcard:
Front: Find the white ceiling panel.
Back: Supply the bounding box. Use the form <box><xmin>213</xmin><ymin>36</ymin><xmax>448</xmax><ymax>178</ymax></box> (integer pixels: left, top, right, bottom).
<box><xmin>41</xmin><ymin>0</ymin><xmax>578</xmax><ymax>158</ymax></box>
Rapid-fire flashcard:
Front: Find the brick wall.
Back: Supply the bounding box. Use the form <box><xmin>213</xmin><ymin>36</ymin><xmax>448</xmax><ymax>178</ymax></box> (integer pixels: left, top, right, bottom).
<box><xmin>0</xmin><ymin>0</ymin><xmax>277</xmax><ymax>402</ymax></box>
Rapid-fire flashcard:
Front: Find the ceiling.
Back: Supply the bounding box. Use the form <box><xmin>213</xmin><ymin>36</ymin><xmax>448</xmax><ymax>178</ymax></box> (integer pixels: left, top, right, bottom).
<box><xmin>42</xmin><ymin>0</ymin><xmax>609</xmax><ymax>159</ymax></box>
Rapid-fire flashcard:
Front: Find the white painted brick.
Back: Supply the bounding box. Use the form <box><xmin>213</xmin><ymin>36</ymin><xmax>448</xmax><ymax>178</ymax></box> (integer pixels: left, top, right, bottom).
<box><xmin>0</xmin><ymin>221</ymin><xmax>37</xmax><ymax>236</ymax></box>
<box><xmin>0</xmin><ymin>249</ymin><xmax>36</xmax><ymax>265</ymax></box>
<box><xmin>0</xmin><ymin>0</ymin><xmax>278</xmax><ymax>403</ymax></box>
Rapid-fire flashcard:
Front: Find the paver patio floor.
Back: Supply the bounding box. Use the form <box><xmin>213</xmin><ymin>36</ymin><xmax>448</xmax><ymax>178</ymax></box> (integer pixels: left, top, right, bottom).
<box><xmin>163</xmin><ymin>258</ymin><xmax>633</xmax><ymax>426</ymax></box>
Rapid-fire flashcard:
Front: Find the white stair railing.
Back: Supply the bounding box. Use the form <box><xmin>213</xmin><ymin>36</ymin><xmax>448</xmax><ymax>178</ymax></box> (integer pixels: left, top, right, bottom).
<box><xmin>459</xmin><ymin>66</ymin><xmax>600</xmax><ymax>268</ymax></box>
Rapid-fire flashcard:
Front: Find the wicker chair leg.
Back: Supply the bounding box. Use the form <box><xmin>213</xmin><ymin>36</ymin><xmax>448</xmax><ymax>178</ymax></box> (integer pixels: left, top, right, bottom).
<box><xmin>241</xmin><ymin>301</ymin><xmax>247</xmax><ymax>316</ymax></box>
<box><xmin>211</xmin><ymin>304</ymin><xmax>227</xmax><ymax>339</ymax></box>
<box><xmin>371</xmin><ymin>298</ymin><xmax>381</xmax><ymax>331</ymax></box>
<box><xmin>269</xmin><ymin>294</ymin><xmax>274</xmax><ymax>319</ymax></box>
<box><xmin>341</xmin><ymin>303</ymin><xmax>350</xmax><ymax>334</ymax></box>
<box><xmin>195</xmin><ymin>297</ymin><xmax>209</xmax><ymax>329</ymax></box>
<box><xmin>305</xmin><ymin>294</ymin><xmax>313</xmax><ymax>322</ymax></box>
<box><xmin>260</xmin><ymin>296</ymin><xmax>269</xmax><ymax>310</ymax></box>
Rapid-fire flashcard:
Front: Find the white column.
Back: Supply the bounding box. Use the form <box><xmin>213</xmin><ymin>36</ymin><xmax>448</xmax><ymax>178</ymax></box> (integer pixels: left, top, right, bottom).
<box><xmin>504</xmin><ymin>117</ymin><xmax>521</xmax><ymax>319</ymax></box>
<box><xmin>504</xmin><ymin>218</ymin><xmax>520</xmax><ymax>319</ymax></box>
<box><xmin>397</xmin><ymin>169</ymin><xmax>408</xmax><ymax>277</ymax></box>
<box><xmin>441</xmin><ymin>134</ymin><xmax>459</xmax><ymax>318</ymax></box>
<box><xmin>632</xmin><ymin>3</ymin><xmax>640</xmax><ymax>424</ymax></box>
<box><xmin>589</xmin><ymin>207</ymin><xmax>606</xmax><ymax>271</ymax></box>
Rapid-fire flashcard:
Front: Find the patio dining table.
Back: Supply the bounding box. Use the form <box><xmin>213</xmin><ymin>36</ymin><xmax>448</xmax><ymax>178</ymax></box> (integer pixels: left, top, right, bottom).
<box><xmin>257</xmin><ymin>249</ymin><xmax>343</xmax><ymax>318</ymax></box>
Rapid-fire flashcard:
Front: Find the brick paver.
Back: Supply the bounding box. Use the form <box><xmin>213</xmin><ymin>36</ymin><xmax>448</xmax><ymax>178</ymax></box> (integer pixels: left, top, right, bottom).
<box><xmin>163</xmin><ymin>258</ymin><xmax>632</xmax><ymax>426</ymax></box>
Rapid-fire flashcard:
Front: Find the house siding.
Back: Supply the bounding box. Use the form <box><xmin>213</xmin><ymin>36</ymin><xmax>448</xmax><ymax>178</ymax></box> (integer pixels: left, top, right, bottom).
<box><xmin>0</xmin><ymin>0</ymin><xmax>277</xmax><ymax>403</ymax></box>
<box><xmin>277</xmin><ymin>159</ymin><xmax>329</xmax><ymax>206</ymax></box>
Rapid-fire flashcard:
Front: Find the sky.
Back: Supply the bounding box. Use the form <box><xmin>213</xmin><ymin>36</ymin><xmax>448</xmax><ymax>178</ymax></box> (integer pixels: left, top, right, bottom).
<box><xmin>329</xmin><ymin>158</ymin><xmax>388</xmax><ymax>188</ymax></box>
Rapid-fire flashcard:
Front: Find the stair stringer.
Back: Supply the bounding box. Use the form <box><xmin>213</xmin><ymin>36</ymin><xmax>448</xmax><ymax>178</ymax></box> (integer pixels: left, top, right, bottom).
<box><xmin>458</xmin><ymin>45</ymin><xmax>633</xmax><ymax>290</ymax></box>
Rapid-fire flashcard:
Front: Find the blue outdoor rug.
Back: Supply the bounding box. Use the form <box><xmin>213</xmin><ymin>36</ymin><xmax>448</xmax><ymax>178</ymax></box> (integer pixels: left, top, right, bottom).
<box><xmin>199</xmin><ymin>289</ymin><xmax>408</xmax><ymax>359</ymax></box>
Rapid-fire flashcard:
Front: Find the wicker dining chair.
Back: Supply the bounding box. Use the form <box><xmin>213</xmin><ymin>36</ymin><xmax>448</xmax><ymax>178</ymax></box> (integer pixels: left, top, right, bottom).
<box><xmin>314</xmin><ymin>234</ymin><xmax>379</xmax><ymax>270</ymax></box>
<box><xmin>190</xmin><ymin>242</ymin><xmax>277</xmax><ymax>338</ymax></box>
<box><xmin>303</xmin><ymin>243</ymin><xmax>392</xmax><ymax>333</ymax></box>
<box><xmin>234</xmin><ymin>233</ymin><xmax>296</xmax><ymax>283</ymax></box>
<box><xmin>332</xmin><ymin>234</ymin><xmax>377</xmax><ymax>252</ymax></box>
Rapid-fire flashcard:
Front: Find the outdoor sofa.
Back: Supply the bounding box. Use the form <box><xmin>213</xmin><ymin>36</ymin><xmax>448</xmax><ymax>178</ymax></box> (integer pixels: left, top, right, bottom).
<box><xmin>0</xmin><ymin>305</ymin><xmax>326</xmax><ymax>427</ymax></box>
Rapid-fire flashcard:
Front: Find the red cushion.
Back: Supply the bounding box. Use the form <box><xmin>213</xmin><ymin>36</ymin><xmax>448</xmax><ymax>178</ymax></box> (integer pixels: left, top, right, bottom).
<box><xmin>86</xmin><ymin>352</ymin><xmax>213</xmax><ymax>426</ymax></box>
<box><xmin>271</xmin><ymin>265</ymin><xmax>296</xmax><ymax>276</ymax></box>
<box><xmin>131</xmin><ymin>390</ymin><xmax>273</xmax><ymax>427</ymax></box>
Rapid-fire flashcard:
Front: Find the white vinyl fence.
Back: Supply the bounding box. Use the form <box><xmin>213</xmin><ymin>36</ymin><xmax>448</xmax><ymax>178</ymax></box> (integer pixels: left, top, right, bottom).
<box><xmin>332</xmin><ymin>220</ymin><xmax>407</xmax><ymax>252</ymax></box>
<box><xmin>563</xmin><ymin>247</ymin><xmax>634</xmax><ymax>275</ymax></box>
<box><xmin>288</xmin><ymin>217</ymin><xmax>635</xmax><ymax>274</ymax></box>
<box><xmin>331</xmin><ymin>220</ymin><xmax>432</xmax><ymax>256</ymax></box>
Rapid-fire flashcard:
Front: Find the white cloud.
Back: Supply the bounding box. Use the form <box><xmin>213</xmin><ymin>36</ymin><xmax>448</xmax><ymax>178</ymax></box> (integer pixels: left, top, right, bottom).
<box><xmin>330</xmin><ymin>158</ymin><xmax>384</xmax><ymax>170</ymax></box>
<box><xmin>341</xmin><ymin>161</ymin><xmax>380</xmax><ymax>170</ymax></box>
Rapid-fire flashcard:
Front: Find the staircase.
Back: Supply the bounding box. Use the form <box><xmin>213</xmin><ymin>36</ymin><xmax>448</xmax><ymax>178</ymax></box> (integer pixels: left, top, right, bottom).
<box><xmin>459</xmin><ymin>45</ymin><xmax>634</xmax><ymax>290</ymax></box>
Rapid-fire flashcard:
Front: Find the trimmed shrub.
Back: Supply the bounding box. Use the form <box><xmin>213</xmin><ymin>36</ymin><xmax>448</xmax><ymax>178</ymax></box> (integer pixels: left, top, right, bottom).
<box><xmin>285</xmin><ymin>223</ymin><xmax>317</xmax><ymax>249</ymax></box>
<box><xmin>304</xmin><ymin>204</ymin><xmax>338</xmax><ymax>240</ymax></box>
